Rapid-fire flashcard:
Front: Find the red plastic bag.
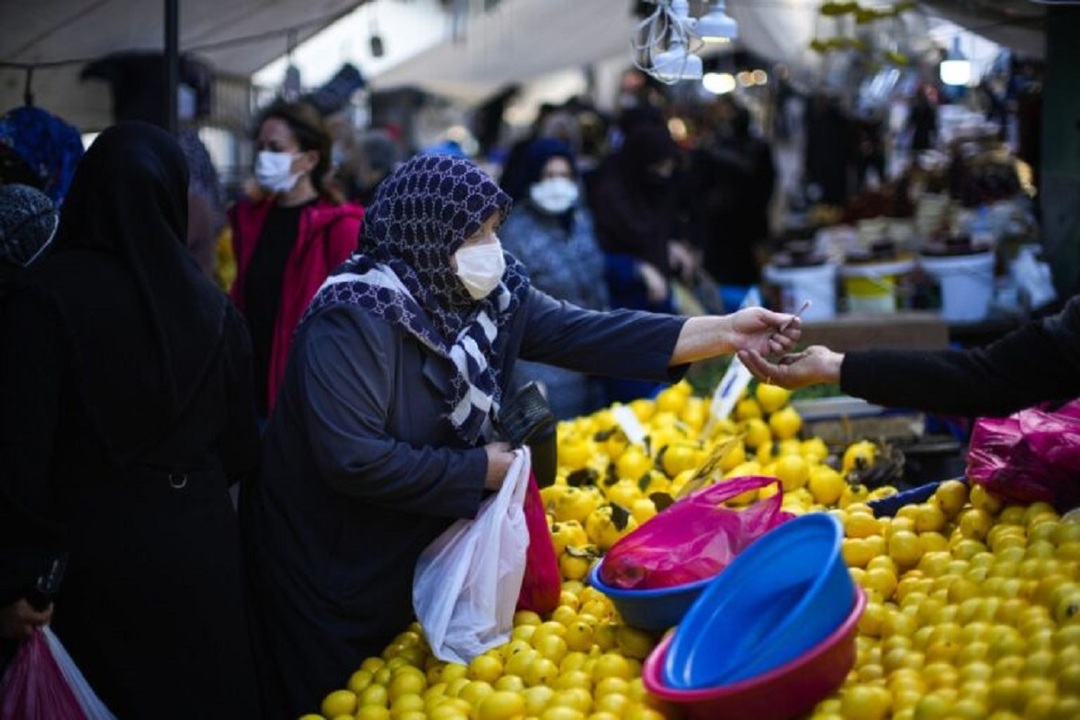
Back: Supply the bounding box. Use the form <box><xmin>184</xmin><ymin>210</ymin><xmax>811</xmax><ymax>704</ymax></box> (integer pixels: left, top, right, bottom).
<box><xmin>516</xmin><ymin>473</ymin><xmax>561</xmax><ymax>615</ymax></box>
<box><xmin>599</xmin><ymin>476</ymin><xmax>793</xmax><ymax>590</ymax></box>
<box><xmin>967</xmin><ymin>399</ymin><xmax>1080</xmax><ymax>512</ymax></box>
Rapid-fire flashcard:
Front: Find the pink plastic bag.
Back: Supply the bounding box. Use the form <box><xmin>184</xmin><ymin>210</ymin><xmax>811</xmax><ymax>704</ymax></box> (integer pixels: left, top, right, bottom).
<box><xmin>599</xmin><ymin>476</ymin><xmax>793</xmax><ymax>590</ymax></box>
<box><xmin>0</xmin><ymin>627</ymin><xmax>115</xmax><ymax>720</ymax></box>
<box><xmin>516</xmin><ymin>472</ymin><xmax>561</xmax><ymax>615</ymax></box>
<box><xmin>967</xmin><ymin>399</ymin><xmax>1080</xmax><ymax>512</ymax></box>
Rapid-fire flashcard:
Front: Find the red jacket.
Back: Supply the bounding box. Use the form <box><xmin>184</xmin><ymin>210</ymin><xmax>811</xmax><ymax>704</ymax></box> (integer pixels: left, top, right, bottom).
<box><xmin>229</xmin><ymin>196</ymin><xmax>364</xmax><ymax>413</ymax></box>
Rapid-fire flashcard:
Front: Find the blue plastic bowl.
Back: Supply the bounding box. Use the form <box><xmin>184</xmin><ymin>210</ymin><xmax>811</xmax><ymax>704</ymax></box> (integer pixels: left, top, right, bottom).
<box><xmin>663</xmin><ymin>513</ymin><xmax>855</xmax><ymax>689</ymax></box>
<box><xmin>588</xmin><ymin>559</ymin><xmax>714</xmax><ymax>631</ymax></box>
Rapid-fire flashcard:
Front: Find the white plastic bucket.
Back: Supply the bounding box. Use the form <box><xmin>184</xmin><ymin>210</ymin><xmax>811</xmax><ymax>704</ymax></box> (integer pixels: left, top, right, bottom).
<box><xmin>839</xmin><ymin>259</ymin><xmax>915</xmax><ymax>314</ymax></box>
<box><xmin>763</xmin><ymin>263</ymin><xmax>837</xmax><ymax>321</ymax></box>
<box><xmin>920</xmin><ymin>251</ymin><xmax>996</xmax><ymax>322</ymax></box>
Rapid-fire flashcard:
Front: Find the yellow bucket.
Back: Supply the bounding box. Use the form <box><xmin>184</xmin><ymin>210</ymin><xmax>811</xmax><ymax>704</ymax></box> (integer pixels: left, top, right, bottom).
<box><xmin>840</xmin><ymin>259</ymin><xmax>914</xmax><ymax>313</ymax></box>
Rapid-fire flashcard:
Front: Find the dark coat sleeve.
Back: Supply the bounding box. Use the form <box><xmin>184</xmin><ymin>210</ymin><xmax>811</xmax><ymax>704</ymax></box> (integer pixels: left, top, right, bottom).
<box><xmin>0</xmin><ymin>290</ymin><xmax>67</xmax><ymax>604</ymax></box>
<box><xmin>516</xmin><ymin>288</ymin><xmax>689</xmax><ymax>383</ymax></box>
<box><xmin>218</xmin><ymin>306</ymin><xmax>261</xmax><ymax>486</ymax></box>
<box><xmin>841</xmin><ymin>294</ymin><xmax>1080</xmax><ymax>417</ymax></box>
<box><xmin>291</xmin><ymin>306</ymin><xmax>487</xmax><ymax>518</ymax></box>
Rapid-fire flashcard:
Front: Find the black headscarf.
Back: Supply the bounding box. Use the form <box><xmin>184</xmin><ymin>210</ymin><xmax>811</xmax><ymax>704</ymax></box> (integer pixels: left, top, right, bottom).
<box><xmin>21</xmin><ymin>121</ymin><xmax>228</xmax><ymax>463</ymax></box>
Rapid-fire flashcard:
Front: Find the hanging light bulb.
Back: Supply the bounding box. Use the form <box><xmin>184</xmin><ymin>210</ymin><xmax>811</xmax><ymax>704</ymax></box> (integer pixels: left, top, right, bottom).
<box><xmin>652</xmin><ymin>33</ymin><xmax>703</xmax><ymax>83</ymax></box>
<box><xmin>939</xmin><ymin>36</ymin><xmax>972</xmax><ymax>86</ymax></box>
<box><xmin>694</xmin><ymin>0</ymin><xmax>738</xmax><ymax>43</ymax></box>
<box><xmin>634</xmin><ymin>0</ymin><xmax>702</xmax><ymax>83</ymax></box>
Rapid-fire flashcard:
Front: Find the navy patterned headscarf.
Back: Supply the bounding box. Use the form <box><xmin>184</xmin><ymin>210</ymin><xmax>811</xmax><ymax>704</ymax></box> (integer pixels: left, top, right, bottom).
<box><xmin>305</xmin><ymin>154</ymin><xmax>530</xmax><ymax>443</ymax></box>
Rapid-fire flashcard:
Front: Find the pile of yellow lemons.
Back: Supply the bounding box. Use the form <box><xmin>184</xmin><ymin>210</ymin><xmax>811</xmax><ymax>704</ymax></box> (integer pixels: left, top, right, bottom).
<box><xmin>814</xmin><ymin>481</ymin><xmax>1080</xmax><ymax>720</ymax></box>
<box><xmin>305</xmin><ymin>580</ymin><xmax>672</xmax><ymax>720</ymax></box>
<box><xmin>301</xmin><ymin>381</ymin><xmax>1080</xmax><ymax>720</ymax></box>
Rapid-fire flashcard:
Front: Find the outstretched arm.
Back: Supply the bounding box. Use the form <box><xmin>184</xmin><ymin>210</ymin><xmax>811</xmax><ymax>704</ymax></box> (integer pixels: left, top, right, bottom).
<box><xmin>671</xmin><ymin>307</ymin><xmax>802</xmax><ymax>366</ymax></box>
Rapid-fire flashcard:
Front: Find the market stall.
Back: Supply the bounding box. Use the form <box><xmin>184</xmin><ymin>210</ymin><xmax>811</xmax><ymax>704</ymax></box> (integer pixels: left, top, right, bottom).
<box><xmin>295</xmin><ymin>377</ymin><xmax>1080</xmax><ymax>720</ymax></box>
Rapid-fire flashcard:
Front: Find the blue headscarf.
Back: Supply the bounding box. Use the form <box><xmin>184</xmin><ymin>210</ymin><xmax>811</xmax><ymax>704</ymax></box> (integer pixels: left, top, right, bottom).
<box><xmin>305</xmin><ymin>154</ymin><xmax>531</xmax><ymax>443</ymax></box>
<box><xmin>0</xmin><ymin>106</ymin><xmax>84</xmax><ymax>205</ymax></box>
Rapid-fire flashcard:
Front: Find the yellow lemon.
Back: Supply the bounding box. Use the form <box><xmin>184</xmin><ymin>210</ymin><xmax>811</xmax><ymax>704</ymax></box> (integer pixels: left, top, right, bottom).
<box><xmin>614</xmin><ymin>445</ymin><xmax>652</xmax><ymax>482</ymax></box>
<box><xmin>718</xmin><ymin>438</ymin><xmax>747</xmax><ymax>472</ymax></box>
<box><xmin>659</xmin><ymin>442</ymin><xmax>703</xmax><ymax>478</ymax></box>
<box><xmin>475</xmin><ymin>690</ymin><xmax>526</xmax><ymax>720</ymax></box>
<box><xmin>734</xmin><ymin>397</ymin><xmax>763</xmax><ymax>421</ymax></box>
<box><xmin>615</xmin><ymin>625</ymin><xmax>656</xmax><ymax>660</ymax></box>
<box><xmin>767</xmin><ymin>406</ymin><xmax>802</xmax><ymax>440</ymax></box>
<box><xmin>800</xmin><ymin>436</ymin><xmax>830</xmax><ymax>462</ymax></box>
<box><xmin>773</xmin><ymin>453</ymin><xmax>810</xmax><ymax>492</ymax></box>
<box><xmin>841</xmin><ymin>440</ymin><xmax>878</xmax><ymax>476</ymax></box>
<box><xmin>755</xmin><ymin>382</ymin><xmax>792</xmax><ymax>413</ymax></box>
<box><xmin>741</xmin><ymin>418</ymin><xmax>771</xmax><ymax>449</ymax></box>
<box><xmin>808</xmin><ymin>465</ymin><xmax>845</xmax><ymax>506</ymax></box>
<box><xmin>321</xmin><ymin>689</ymin><xmax>358</xmax><ymax>718</ymax></box>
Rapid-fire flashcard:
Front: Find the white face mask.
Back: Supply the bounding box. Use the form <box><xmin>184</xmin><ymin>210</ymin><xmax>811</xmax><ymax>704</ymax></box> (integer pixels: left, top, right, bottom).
<box><xmin>454</xmin><ymin>241</ymin><xmax>506</xmax><ymax>300</ymax></box>
<box><xmin>255</xmin><ymin>150</ymin><xmax>302</xmax><ymax>192</ymax></box>
<box><xmin>529</xmin><ymin>177</ymin><xmax>579</xmax><ymax>215</ymax></box>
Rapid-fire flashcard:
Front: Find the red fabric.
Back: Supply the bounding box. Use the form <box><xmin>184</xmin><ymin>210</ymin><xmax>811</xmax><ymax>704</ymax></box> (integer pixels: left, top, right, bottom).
<box><xmin>229</xmin><ymin>197</ymin><xmax>364</xmax><ymax>412</ymax></box>
<box><xmin>517</xmin><ymin>473</ymin><xmax>561</xmax><ymax>615</ymax></box>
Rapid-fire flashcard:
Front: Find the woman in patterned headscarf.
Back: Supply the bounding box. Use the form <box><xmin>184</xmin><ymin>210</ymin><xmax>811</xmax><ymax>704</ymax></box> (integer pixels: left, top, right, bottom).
<box><xmin>240</xmin><ymin>153</ymin><xmax>803</xmax><ymax>718</ymax></box>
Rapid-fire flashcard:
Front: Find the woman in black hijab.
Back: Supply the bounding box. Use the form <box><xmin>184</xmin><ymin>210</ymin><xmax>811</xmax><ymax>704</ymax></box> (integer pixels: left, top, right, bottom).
<box><xmin>0</xmin><ymin>122</ymin><xmax>262</xmax><ymax>718</ymax></box>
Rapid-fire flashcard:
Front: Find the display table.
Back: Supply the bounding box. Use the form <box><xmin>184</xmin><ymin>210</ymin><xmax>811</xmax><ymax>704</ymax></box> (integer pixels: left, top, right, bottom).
<box><xmin>800</xmin><ymin>311</ymin><xmax>950</xmax><ymax>352</ymax></box>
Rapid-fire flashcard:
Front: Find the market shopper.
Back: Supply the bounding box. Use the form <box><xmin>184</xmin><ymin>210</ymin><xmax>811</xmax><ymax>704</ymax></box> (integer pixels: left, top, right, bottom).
<box><xmin>588</xmin><ymin>121</ymin><xmax>697</xmax><ymax>402</ymax></box>
<box><xmin>0</xmin><ymin>183</ymin><xmax>58</xmax><ymax>297</ymax></box>
<box><xmin>737</xmin><ymin>293</ymin><xmax>1080</xmax><ymax>417</ymax></box>
<box><xmin>333</xmin><ymin>127</ymin><xmax>402</xmax><ymax>207</ymax></box>
<box><xmin>240</xmin><ymin>153</ymin><xmax>803</xmax><ymax>717</ymax></box>
<box><xmin>0</xmin><ymin>105</ymin><xmax>84</xmax><ymax>205</ymax></box>
<box><xmin>499</xmin><ymin>137</ymin><xmax>610</xmax><ymax>419</ymax></box>
<box><xmin>686</xmin><ymin>98</ymin><xmax>776</xmax><ymax>301</ymax></box>
<box><xmin>229</xmin><ymin>99</ymin><xmax>364</xmax><ymax>417</ymax></box>
<box><xmin>0</xmin><ymin>122</ymin><xmax>262</xmax><ymax>718</ymax></box>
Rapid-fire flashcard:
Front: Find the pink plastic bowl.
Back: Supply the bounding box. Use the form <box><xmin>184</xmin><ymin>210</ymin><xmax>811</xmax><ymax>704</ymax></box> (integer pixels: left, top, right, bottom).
<box><xmin>642</xmin><ymin>587</ymin><xmax>866</xmax><ymax>720</ymax></box>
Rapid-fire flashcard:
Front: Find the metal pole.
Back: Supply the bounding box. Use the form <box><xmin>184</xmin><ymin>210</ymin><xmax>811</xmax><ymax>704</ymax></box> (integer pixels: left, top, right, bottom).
<box><xmin>164</xmin><ymin>0</ymin><xmax>179</xmax><ymax>134</ymax></box>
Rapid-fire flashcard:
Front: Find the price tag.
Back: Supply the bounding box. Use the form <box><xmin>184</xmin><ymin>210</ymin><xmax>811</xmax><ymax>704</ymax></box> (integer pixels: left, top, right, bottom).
<box><xmin>706</xmin><ymin>359</ymin><xmax>753</xmax><ymax>429</ymax></box>
<box><xmin>610</xmin><ymin>404</ymin><xmax>648</xmax><ymax>446</ymax></box>
<box><xmin>702</xmin><ymin>287</ymin><xmax>762</xmax><ymax>435</ymax></box>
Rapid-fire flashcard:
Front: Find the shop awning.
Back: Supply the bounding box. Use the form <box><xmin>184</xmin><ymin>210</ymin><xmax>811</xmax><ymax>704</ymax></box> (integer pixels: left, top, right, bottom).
<box><xmin>1</xmin><ymin>0</ymin><xmax>367</xmax><ymax>130</ymax></box>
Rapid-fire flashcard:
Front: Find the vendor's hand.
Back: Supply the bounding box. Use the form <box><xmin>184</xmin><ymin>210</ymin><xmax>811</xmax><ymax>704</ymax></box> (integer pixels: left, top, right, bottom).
<box><xmin>483</xmin><ymin>442</ymin><xmax>516</xmax><ymax>491</ymax></box>
<box><xmin>738</xmin><ymin>346</ymin><xmax>845</xmax><ymax>390</ymax></box>
<box><xmin>638</xmin><ymin>262</ymin><xmax>669</xmax><ymax>306</ymax></box>
<box><xmin>727</xmin><ymin>307</ymin><xmax>802</xmax><ymax>356</ymax></box>
<box><xmin>0</xmin><ymin>598</ymin><xmax>52</xmax><ymax>641</ymax></box>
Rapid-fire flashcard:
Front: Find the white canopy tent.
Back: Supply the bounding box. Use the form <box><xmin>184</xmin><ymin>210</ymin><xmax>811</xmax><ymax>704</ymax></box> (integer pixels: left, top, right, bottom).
<box><xmin>2</xmin><ymin>0</ymin><xmax>1048</xmax><ymax>131</ymax></box>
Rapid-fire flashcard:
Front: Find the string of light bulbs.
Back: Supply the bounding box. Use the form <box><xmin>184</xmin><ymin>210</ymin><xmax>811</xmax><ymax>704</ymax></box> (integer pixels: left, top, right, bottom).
<box><xmin>631</xmin><ymin>0</ymin><xmax>739</xmax><ymax>84</ymax></box>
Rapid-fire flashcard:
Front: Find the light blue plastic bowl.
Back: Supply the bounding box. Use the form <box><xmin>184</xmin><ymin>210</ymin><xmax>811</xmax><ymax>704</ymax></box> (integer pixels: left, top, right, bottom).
<box><xmin>588</xmin><ymin>560</ymin><xmax>714</xmax><ymax>632</ymax></box>
<box><xmin>662</xmin><ymin>512</ymin><xmax>855</xmax><ymax>689</ymax></box>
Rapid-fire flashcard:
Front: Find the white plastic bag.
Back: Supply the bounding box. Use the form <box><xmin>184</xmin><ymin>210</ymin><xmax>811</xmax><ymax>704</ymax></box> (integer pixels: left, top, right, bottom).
<box><xmin>413</xmin><ymin>447</ymin><xmax>531</xmax><ymax>664</ymax></box>
<box><xmin>43</xmin><ymin>627</ymin><xmax>116</xmax><ymax>720</ymax></box>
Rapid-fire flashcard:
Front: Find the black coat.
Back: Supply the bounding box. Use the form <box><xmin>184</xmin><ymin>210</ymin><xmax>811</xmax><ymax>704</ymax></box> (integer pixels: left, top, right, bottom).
<box><xmin>0</xmin><ymin>123</ymin><xmax>262</xmax><ymax>719</ymax></box>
